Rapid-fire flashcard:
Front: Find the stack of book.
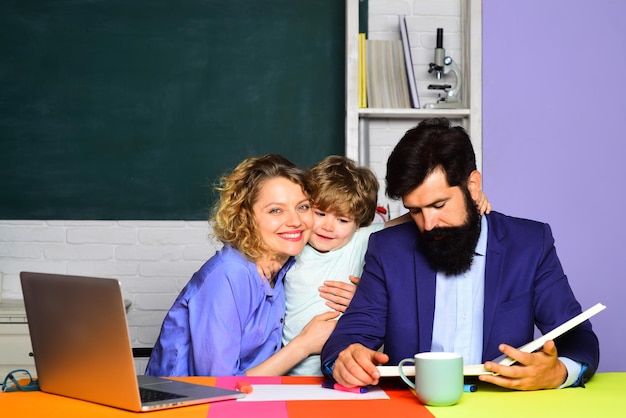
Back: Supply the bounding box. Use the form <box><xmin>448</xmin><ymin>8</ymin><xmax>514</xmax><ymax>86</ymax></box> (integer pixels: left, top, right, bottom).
<box><xmin>359</xmin><ymin>16</ymin><xmax>420</xmax><ymax>109</ymax></box>
<box><xmin>366</xmin><ymin>39</ymin><xmax>410</xmax><ymax>108</ymax></box>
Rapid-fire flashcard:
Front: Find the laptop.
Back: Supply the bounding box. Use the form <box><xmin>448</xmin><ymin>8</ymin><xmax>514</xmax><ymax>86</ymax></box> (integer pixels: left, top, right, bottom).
<box><xmin>19</xmin><ymin>271</ymin><xmax>245</xmax><ymax>412</ymax></box>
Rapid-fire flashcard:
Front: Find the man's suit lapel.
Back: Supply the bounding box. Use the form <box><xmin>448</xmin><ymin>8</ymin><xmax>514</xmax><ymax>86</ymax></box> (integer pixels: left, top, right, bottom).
<box><xmin>415</xmin><ymin>248</ymin><xmax>437</xmax><ymax>353</ymax></box>
<box><xmin>482</xmin><ymin>214</ymin><xmax>506</xmax><ymax>362</ymax></box>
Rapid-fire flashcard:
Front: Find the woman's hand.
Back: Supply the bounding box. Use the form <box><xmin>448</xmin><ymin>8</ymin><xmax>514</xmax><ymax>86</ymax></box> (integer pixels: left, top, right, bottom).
<box><xmin>295</xmin><ymin>311</ymin><xmax>341</xmax><ymax>355</ymax></box>
<box><xmin>245</xmin><ymin>311</ymin><xmax>339</xmax><ymax>376</ymax></box>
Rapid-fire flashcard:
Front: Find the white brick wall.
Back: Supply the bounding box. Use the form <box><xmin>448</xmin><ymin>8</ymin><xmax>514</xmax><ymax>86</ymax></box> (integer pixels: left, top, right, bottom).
<box><xmin>0</xmin><ymin>219</ymin><xmax>221</xmax><ymax>366</ymax></box>
<box><xmin>0</xmin><ymin>1</ymin><xmax>464</xmax><ymax>368</ymax></box>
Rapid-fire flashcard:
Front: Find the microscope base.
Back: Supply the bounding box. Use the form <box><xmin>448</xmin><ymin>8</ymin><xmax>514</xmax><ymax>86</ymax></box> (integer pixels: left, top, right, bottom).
<box><xmin>424</xmin><ymin>101</ymin><xmax>464</xmax><ymax>109</ymax></box>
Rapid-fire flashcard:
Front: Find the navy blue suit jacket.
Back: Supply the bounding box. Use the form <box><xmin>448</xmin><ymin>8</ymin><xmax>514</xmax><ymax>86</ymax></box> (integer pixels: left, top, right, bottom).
<box><xmin>321</xmin><ymin>212</ymin><xmax>599</xmax><ymax>383</ymax></box>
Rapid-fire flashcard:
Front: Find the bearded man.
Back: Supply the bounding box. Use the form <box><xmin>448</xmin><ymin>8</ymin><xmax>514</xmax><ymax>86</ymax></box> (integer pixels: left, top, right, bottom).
<box><xmin>320</xmin><ymin>118</ymin><xmax>599</xmax><ymax>391</ymax></box>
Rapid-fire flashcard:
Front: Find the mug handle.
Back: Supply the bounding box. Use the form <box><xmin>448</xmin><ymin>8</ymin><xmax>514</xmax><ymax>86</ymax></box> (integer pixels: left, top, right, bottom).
<box><xmin>397</xmin><ymin>358</ymin><xmax>415</xmax><ymax>389</ymax></box>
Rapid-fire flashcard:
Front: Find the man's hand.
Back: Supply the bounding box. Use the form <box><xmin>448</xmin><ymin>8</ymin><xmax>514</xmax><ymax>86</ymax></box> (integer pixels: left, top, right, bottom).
<box><xmin>479</xmin><ymin>340</ymin><xmax>568</xmax><ymax>390</ymax></box>
<box><xmin>319</xmin><ymin>275</ymin><xmax>360</xmax><ymax>313</ymax></box>
<box><xmin>332</xmin><ymin>343</ymin><xmax>389</xmax><ymax>387</ymax></box>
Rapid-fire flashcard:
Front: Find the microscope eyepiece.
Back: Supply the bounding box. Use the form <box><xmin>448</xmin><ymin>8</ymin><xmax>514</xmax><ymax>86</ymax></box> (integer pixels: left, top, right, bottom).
<box><xmin>436</xmin><ymin>28</ymin><xmax>444</xmax><ymax>49</ymax></box>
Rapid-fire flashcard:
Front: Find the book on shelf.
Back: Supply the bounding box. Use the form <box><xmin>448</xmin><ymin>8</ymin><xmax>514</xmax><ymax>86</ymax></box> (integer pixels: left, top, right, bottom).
<box><xmin>358</xmin><ymin>33</ymin><xmax>367</xmax><ymax>108</ymax></box>
<box><xmin>366</xmin><ymin>39</ymin><xmax>411</xmax><ymax>109</ymax></box>
<box><xmin>399</xmin><ymin>15</ymin><xmax>420</xmax><ymax>108</ymax></box>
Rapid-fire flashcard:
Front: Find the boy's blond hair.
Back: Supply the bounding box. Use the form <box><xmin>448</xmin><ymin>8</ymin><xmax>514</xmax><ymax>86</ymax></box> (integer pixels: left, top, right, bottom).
<box><xmin>307</xmin><ymin>156</ymin><xmax>378</xmax><ymax>227</ymax></box>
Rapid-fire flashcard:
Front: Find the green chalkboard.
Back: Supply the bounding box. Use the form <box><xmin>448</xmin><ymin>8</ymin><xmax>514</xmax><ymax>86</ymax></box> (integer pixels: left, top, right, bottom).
<box><xmin>0</xmin><ymin>0</ymin><xmax>345</xmax><ymax>220</ymax></box>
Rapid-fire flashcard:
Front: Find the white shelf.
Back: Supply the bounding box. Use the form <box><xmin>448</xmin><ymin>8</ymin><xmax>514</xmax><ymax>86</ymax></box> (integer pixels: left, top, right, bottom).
<box><xmin>359</xmin><ymin>108</ymin><xmax>470</xmax><ymax>119</ymax></box>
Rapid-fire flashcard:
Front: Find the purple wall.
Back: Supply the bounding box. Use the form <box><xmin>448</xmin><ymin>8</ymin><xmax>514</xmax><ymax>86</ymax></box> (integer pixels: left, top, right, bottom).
<box><xmin>483</xmin><ymin>1</ymin><xmax>626</xmax><ymax>372</ymax></box>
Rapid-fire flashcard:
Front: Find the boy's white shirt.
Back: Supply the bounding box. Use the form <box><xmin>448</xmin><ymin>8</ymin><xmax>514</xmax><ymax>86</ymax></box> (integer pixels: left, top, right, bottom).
<box><xmin>283</xmin><ymin>223</ymin><xmax>384</xmax><ymax>376</ymax></box>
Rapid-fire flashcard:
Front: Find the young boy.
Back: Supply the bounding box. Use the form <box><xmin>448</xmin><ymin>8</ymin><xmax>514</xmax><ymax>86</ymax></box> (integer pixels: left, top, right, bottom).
<box><xmin>281</xmin><ymin>156</ymin><xmax>407</xmax><ymax>376</ymax></box>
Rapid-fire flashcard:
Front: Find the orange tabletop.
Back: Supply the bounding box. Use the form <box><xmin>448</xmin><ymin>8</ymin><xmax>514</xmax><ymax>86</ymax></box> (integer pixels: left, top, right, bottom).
<box><xmin>0</xmin><ymin>375</ymin><xmax>433</xmax><ymax>418</ymax></box>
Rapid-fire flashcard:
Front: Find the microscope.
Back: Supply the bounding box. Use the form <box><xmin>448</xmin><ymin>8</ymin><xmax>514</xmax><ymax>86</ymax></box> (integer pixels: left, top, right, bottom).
<box><xmin>424</xmin><ymin>28</ymin><xmax>463</xmax><ymax>109</ymax></box>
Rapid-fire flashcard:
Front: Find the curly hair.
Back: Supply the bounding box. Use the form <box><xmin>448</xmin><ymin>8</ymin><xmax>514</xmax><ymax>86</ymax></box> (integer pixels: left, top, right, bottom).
<box><xmin>211</xmin><ymin>154</ymin><xmax>312</xmax><ymax>262</ymax></box>
<box><xmin>307</xmin><ymin>155</ymin><xmax>379</xmax><ymax>227</ymax></box>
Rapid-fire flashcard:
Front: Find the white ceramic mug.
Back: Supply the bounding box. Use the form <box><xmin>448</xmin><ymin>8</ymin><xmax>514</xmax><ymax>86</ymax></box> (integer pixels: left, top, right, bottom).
<box><xmin>398</xmin><ymin>352</ymin><xmax>463</xmax><ymax>406</ymax></box>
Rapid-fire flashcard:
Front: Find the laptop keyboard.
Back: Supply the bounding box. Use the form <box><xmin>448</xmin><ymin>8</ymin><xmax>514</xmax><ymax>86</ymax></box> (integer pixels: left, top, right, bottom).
<box><xmin>139</xmin><ymin>386</ymin><xmax>186</xmax><ymax>403</ymax></box>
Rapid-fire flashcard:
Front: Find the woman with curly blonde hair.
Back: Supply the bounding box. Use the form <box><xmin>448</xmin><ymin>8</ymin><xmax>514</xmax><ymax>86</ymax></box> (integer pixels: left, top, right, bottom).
<box><xmin>147</xmin><ymin>154</ymin><xmax>339</xmax><ymax>376</ymax></box>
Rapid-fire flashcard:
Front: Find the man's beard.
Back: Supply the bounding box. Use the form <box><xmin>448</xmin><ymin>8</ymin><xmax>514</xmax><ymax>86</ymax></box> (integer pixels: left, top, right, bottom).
<box><xmin>416</xmin><ymin>190</ymin><xmax>482</xmax><ymax>276</ymax></box>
